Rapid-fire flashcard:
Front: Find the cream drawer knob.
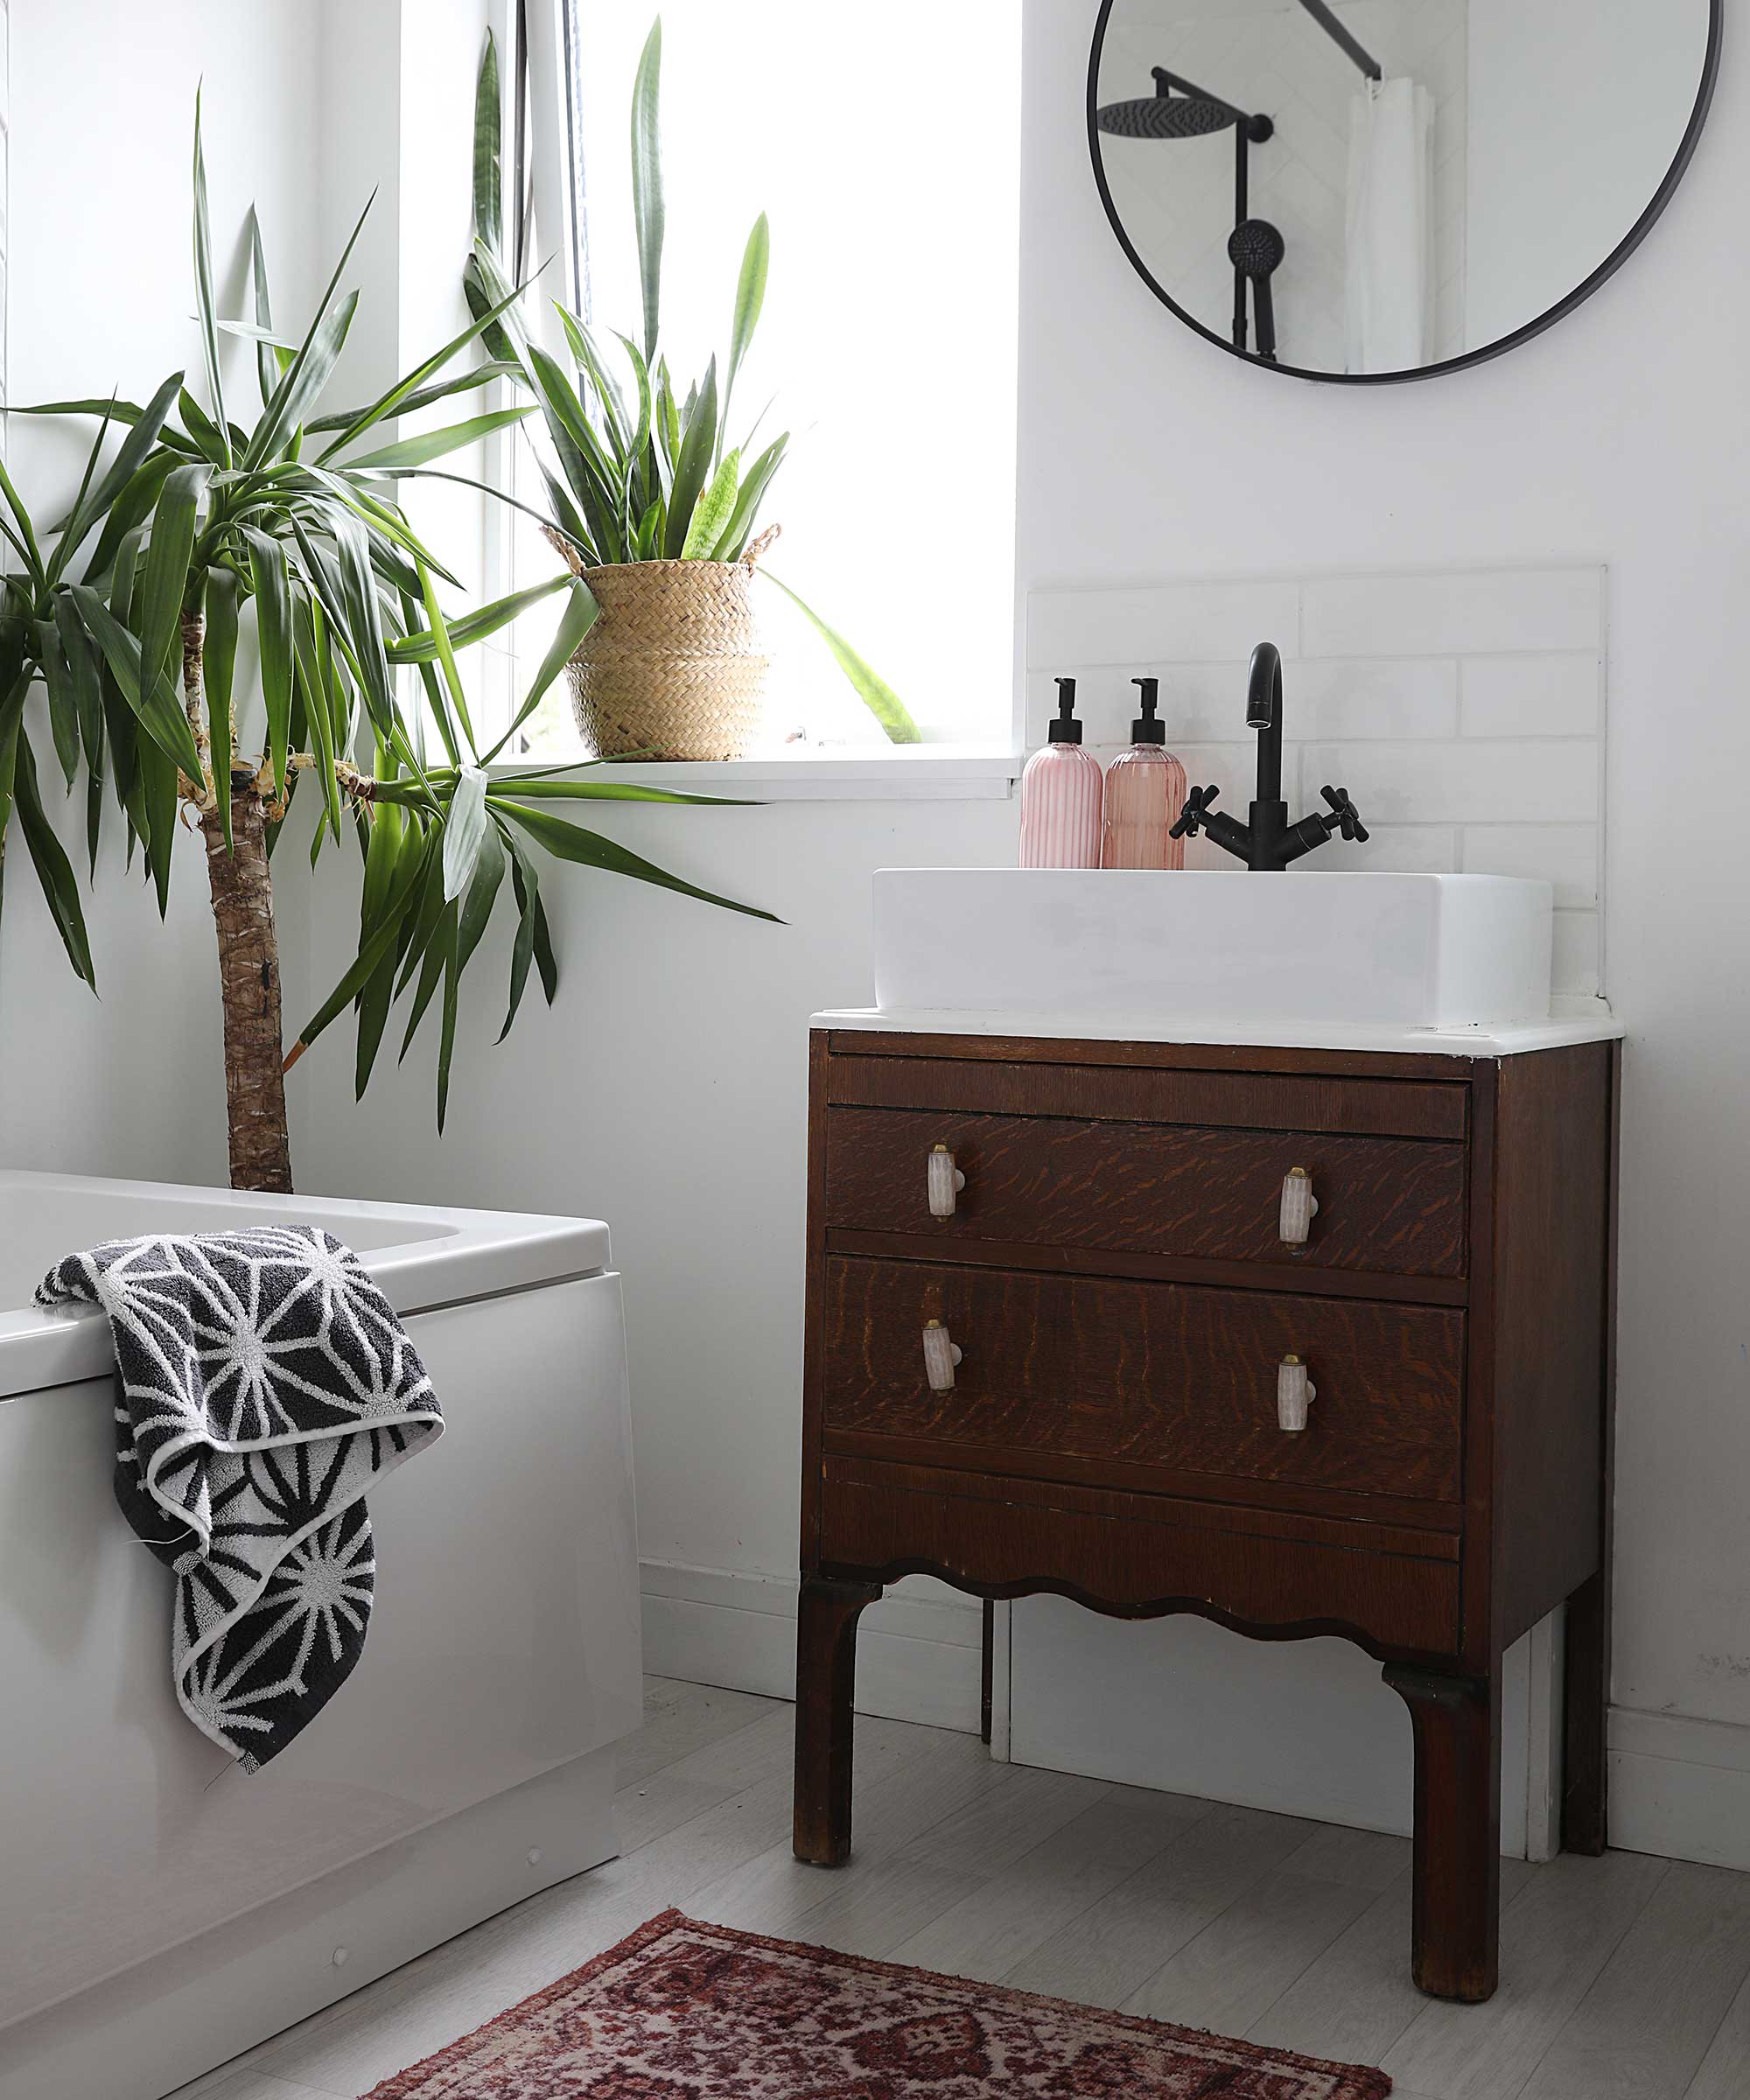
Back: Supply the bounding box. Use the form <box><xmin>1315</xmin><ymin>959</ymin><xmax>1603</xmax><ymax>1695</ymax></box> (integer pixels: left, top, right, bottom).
<box><xmin>923</xmin><ymin>1319</ymin><xmax>963</xmax><ymax>1392</ymax></box>
<box><xmin>1278</xmin><ymin>1166</ymin><xmax>1320</xmax><ymax>1245</ymax></box>
<box><xmin>928</xmin><ymin>1144</ymin><xmax>968</xmax><ymax>1219</ymax></box>
<box><xmin>1278</xmin><ymin>1354</ymin><xmax>1316</xmax><ymax>1432</ymax></box>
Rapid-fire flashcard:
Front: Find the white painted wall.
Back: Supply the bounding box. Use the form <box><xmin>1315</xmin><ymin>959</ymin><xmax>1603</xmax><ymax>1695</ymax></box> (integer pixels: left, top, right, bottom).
<box><xmin>1466</xmin><ymin>0</ymin><xmax>1710</xmax><ymax>351</ymax></box>
<box><xmin>0</xmin><ymin>2</ymin><xmax>323</xmax><ymax>1183</ymax></box>
<box><xmin>1007</xmin><ymin>0</ymin><xmax>1748</xmax><ymax>1865</ymax></box>
<box><xmin>0</xmin><ymin>0</ymin><xmax>492</xmax><ymax>1188</ymax></box>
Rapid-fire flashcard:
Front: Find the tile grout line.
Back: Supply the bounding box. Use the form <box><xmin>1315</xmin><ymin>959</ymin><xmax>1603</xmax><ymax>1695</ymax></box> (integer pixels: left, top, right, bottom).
<box><xmin>1480</xmin><ymin>1857</ymin><xmax>1676</xmax><ymax>2100</ymax></box>
<box><xmin>1682</xmin><ymin>1986</ymin><xmax>1748</xmax><ymax>2100</ymax></box>
<box><xmin>617</xmin><ymin>1695</ymin><xmax>791</xmax><ymax>1809</ymax></box>
<box><xmin>1238</xmin><ymin>1862</ymin><xmax>1423</xmax><ymax>2062</ymax></box>
<box><xmin>678</xmin><ymin>1718</ymin><xmax>1011</xmax><ymax>1924</ymax></box>
<box><xmin>972</xmin><ymin>1783</ymin><xmax>1228</xmax><ymax>1989</ymax></box>
<box><xmin>1113</xmin><ymin>1862</ymin><xmax>1366</xmax><ymax>2024</ymax></box>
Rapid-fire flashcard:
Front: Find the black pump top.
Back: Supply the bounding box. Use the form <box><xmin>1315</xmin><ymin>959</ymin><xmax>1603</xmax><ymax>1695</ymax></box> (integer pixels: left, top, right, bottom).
<box><xmin>1130</xmin><ymin>676</ymin><xmax>1167</xmax><ymax>746</ymax></box>
<box><xmin>1048</xmin><ymin>676</ymin><xmax>1083</xmax><ymax>744</ymax></box>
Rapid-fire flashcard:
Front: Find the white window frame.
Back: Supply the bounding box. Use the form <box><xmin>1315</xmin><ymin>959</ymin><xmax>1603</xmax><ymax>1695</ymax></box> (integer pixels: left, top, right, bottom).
<box><xmin>479</xmin><ymin>0</ymin><xmax>1022</xmax><ymax>802</ymax></box>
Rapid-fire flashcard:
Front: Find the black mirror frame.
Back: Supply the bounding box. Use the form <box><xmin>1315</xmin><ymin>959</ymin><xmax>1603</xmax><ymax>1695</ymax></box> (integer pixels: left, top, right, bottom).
<box><xmin>1087</xmin><ymin>0</ymin><xmax>1724</xmax><ymax>386</ymax></box>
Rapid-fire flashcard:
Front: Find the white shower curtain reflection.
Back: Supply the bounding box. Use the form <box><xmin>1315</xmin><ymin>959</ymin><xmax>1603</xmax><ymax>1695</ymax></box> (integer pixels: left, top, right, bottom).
<box><xmin>1346</xmin><ymin>76</ymin><xmax>1436</xmax><ymax>374</ymax></box>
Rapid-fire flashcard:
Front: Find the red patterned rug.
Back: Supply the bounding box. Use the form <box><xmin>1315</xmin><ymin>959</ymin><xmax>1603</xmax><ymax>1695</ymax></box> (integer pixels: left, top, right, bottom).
<box><xmin>363</xmin><ymin>1908</ymin><xmax>1391</xmax><ymax>2097</ymax></box>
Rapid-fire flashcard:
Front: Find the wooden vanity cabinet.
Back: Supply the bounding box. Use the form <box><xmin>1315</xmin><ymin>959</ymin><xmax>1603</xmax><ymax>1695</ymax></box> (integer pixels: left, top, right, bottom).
<box><xmin>794</xmin><ymin>1027</ymin><xmax>1620</xmax><ymax>2005</ymax></box>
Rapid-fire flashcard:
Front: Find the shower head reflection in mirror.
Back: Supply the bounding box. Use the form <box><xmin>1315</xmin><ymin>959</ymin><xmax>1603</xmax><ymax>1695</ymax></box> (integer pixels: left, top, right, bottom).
<box><xmin>1088</xmin><ymin>0</ymin><xmax>1722</xmax><ymax>384</ymax></box>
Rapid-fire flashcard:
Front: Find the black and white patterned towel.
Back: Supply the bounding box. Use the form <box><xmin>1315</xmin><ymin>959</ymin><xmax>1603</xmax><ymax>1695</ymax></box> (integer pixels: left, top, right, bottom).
<box><xmin>37</xmin><ymin>1227</ymin><xmax>443</xmax><ymax>1771</ymax></box>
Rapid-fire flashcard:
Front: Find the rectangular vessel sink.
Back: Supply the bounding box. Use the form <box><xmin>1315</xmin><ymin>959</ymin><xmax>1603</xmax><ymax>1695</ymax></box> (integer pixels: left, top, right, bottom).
<box><xmin>872</xmin><ymin>870</ymin><xmax>1554</xmax><ymax>1032</ymax></box>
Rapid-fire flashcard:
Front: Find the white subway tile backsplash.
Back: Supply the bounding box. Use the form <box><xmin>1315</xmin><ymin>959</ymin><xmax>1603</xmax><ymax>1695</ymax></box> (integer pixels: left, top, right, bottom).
<box><xmin>1157</xmin><ymin>743</ymin><xmax>1280</xmax><ymax>802</ymax></box>
<box><xmin>1463</xmin><ymin>825</ymin><xmax>1600</xmax><ymax>910</ymax></box>
<box><xmin>1306</xmin><ymin>825</ymin><xmax>1460</xmax><ymax>876</ymax></box>
<box><xmin>1027</xmin><ymin>580</ymin><xmax>1301</xmax><ymax>669</ymax></box>
<box><xmin>1553</xmin><ymin>911</ymin><xmax>1601</xmax><ymax>998</ymax></box>
<box><xmin>1030</xmin><ymin>658</ymin><xmax>1459</xmax><ymax>747</ymax></box>
<box><xmin>1300</xmin><ymin>740</ymin><xmax>1600</xmax><ymax>826</ymax></box>
<box><xmin>1286</xmin><ymin>659</ymin><xmax>1460</xmax><ymax>740</ymax></box>
<box><xmin>1022</xmin><ymin>565</ymin><xmax>1606</xmax><ymax>1002</ymax></box>
<box><xmin>1460</xmin><ymin>654</ymin><xmax>1602</xmax><ymax>738</ymax></box>
<box><xmin>1301</xmin><ymin>568</ymin><xmax>1602</xmax><ymax>660</ymax></box>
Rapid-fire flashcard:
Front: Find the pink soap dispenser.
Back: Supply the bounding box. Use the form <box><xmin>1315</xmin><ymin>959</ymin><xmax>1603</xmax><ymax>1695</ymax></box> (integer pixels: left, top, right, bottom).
<box><xmin>1018</xmin><ymin>677</ymin><xmax>1103</xmax><ymax>869</ymax></box>
<box><xmin>1102</xmin><ymin>677</ymin><xmax>1187</xmax><ymax>870</ymax></box>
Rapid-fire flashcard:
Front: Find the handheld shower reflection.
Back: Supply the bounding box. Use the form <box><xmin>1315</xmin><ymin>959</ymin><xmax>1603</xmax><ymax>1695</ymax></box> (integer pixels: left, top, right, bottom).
<box><xmin>1096</xmin><ymin>66</ymin><xmax>1282</xmax><ymax>360</ymax></box>
<box><xmin>1228</xmin><ymin>219</ymin><xmax>1286</xmax><ymax>361</ymax></box>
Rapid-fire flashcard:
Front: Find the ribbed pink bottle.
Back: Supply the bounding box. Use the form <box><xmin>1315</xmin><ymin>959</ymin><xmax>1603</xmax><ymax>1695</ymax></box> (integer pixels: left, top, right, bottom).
<box><xmin>1018</xmin><ymin>677</ymin><xmax>1103</xmax><ymax>869</ymax></box>
<box><xmin>1101</xmin><ymin>677</ymin><xmax>1186</xmax><ymax>870</ymax></box>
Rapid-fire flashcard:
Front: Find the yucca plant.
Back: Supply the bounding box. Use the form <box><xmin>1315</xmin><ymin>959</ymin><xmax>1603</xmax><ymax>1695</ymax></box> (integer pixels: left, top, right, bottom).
<box><xmin>461</xmin><ymin>18</ymin><xmax>920</xmax><ymax>746</ymax></box>
<box><xmin>0</xmin><ymin>97</ymin><xmax>772</xmax><ymax>1194</ymax></box>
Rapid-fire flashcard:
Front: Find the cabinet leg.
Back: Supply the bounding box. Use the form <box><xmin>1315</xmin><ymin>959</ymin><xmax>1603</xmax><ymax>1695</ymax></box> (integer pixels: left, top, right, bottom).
<box><xmin>1385</xmin><ymin>1664</ymin><xmax>1501</xmax><ymax>2004</ymax></box>
<box><xmin>794</xmin><ymin>1576</ymin><xmax>881</xmax><ymax>1866</ymax></box>
<box><xmin>1562</xmin><ymin>1572</ymin><xmax>1611</xmax><ymax>1855</ymax></box>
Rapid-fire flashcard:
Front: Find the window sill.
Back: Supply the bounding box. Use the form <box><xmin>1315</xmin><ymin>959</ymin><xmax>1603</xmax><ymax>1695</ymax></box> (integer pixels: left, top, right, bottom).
<box><xmin>489</xmin><ymin>746</ymin><xmax>1022</xmax><ymax>802</ymax></box>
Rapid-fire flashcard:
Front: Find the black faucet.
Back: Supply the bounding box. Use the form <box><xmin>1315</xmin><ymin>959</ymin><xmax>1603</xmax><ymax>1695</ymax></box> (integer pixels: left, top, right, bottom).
<box><xmin>1171</xmin><ymin>642</ymin><xmax>1369</xmax><ymax>872</ymax></box>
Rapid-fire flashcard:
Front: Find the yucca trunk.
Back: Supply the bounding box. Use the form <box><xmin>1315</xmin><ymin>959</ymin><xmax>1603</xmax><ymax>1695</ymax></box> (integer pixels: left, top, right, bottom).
<box><xmin>183</xmin><ymin>613</ymin><xmax>294</xmax><ymax>1194</ymax></box>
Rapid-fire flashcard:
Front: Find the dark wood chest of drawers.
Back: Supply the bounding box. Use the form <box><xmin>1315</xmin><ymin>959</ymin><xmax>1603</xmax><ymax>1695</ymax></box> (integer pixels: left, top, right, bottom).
<box><xmin>794</xmin><ymin>1027</ymin><xmax>1620</xmax><ymax>2004</ymax></box>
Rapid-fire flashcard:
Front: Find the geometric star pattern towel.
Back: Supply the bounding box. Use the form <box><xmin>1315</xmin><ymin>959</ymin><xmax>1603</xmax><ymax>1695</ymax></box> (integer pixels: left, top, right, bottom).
<box><xmin>37</xmin><ymin>1227</ymin><xmax>443</xmax><ymax>1771</ymax></box>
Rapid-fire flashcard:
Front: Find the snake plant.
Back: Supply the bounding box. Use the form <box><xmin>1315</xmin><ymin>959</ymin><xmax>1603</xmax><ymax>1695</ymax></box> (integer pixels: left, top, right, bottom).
<box><xmin>461</xmin><ymin>19</ymin><xmax>920</xmax><ymax>746</ymax></box>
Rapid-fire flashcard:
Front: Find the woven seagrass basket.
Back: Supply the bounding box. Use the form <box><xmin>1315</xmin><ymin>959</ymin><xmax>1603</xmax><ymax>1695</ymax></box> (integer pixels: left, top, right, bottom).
<box><xmin>551</xmin><ymin>542</ymin><xmax>772</xmax><ymax>762</ymax></box>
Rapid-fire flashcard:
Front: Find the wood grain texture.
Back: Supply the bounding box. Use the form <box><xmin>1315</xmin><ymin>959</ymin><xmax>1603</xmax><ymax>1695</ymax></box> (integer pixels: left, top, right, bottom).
<box><xmin>827</xmin><ymin>1054</ymin><xmax>1469</xmax><ymax>1142</ymax></box>
<box><xmin>1489</xmin><ymin>1043</ymin><xmax>1614</xmax><ymax>1653</ymax></box>
<box><xmin>819</xmin><ymin>1467</ymin><xmax>1461</xmax><ymax>1656</ymax></box>
<box><xmin>825</xmin><ymin>1108</ymin><xmax>1469</xmax><ymax>1278</ymax></box>
<box><xmin>822</xmin><ymin>1427</ymin><xmax>1464</xmax><ymax>1535</ymax></box>
<box><xmin>1564</xmin><ymin>1037</ymin><xmax>1621</xmax><ymax>1856</ymax></box>
<box><xmin>793</xmin><ymin>1578</ymin><xmax>882</xmax><ymax>1866</ymax></box>
<box><xmin>1460</xmin><ymin>1061</ymin><xmax>1500</xmax><ymax>1675</ymax></box>
<box><xmin>823</xmin><ymin>1255</ymin><xmax>1466</xmax><ymax>1502</ymax></box>
<box><xmin>795</xmin><ymin>1028</ymin><xmax>1618</xmax><ymax>2012</ymax></box>
<box><xmin>826</xmin><ymin>1228</ymin><xmax>1470</xmax><ymax>1307</ymax></box>
<box><xmin>827</xmin><ymin>1455</ymin><xmax>1460</xmax><ymax>1564</ymax></box>
<box><xmin>826</xmin><ymin>1030</ymin><xmax>1483</xmax><ymax>1086</ymax></box>
<box><xmin>1385</xmin><ymin>1666</ymin><xmax>1502</xmax><ymax>2004</ymax></box>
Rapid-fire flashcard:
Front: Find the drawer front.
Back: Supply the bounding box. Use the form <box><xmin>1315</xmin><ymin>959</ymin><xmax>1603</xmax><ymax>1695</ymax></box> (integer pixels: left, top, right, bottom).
<box><xmin>826</xmin><ymin>1053</ymin><xmax>1468</xmax><ymax>1142</ymax></box>
<box><xmin>818</xmin><ymin>1459</ymin><xmax>1461</xmax><ymax>1656</ymax></box>
<box><xmin>823</xmin><ymin>1256</ymin><xmax>1465</xmax><ymax>1502</ymax></box>
<box><xmin>825</xmin><ymin>1107</ymin><xmax>1467</xmax><ymax>1278</ymax></box>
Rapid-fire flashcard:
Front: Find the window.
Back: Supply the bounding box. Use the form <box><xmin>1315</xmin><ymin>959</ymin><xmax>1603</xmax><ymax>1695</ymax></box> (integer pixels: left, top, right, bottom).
<box><xmin>495</xmin><ymin>0</ymin><xmax>1022</xmax><ymax>760</ymax></box>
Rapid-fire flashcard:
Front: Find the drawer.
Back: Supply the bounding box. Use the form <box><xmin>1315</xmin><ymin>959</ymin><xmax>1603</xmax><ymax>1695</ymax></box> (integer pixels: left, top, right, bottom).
<box><xmin>826</xmin><ymin>1053</ymin><xmax>1468</xmax><ymax>1141</ymax></box>
<box><xmin>822</xmin><ymin>1256</ymin><xmax>1465</xmax><ymax>1503</ymax></box>
<box><xmin>819</xmin><ymin>1457</ymin><xmax>1461</xmax><ymax>1656</ymax></box>
<box><xmin>824</xmin><ymin>1107</ymin><xmax>1467</xmax><ymax>1279</ymax></box>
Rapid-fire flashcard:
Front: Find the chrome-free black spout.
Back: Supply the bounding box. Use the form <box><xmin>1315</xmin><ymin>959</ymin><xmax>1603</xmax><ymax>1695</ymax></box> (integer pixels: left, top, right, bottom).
<box><xmin>1172</xmin><ymin>642</ymin><xmax>1370</xmax><ymax>872</ymax></box>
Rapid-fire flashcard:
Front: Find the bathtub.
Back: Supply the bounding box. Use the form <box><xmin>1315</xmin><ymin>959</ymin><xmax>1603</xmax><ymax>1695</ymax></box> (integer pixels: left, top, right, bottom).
<box><xmin>0</xmin><ymin>1169</ymin><xmax>642</xmax><ymax>2100</ymax></box>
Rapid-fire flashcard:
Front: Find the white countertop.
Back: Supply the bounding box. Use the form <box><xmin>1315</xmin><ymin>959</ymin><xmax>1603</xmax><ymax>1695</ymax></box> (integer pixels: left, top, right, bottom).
<box><xmin>811</xmin><ymin>1002</ymin><xmax>1625</xmax><ymax>1060</ymax></box>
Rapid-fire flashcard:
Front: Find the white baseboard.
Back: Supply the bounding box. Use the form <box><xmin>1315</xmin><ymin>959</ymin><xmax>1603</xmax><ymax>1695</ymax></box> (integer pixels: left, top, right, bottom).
<box><xmin>1611</xmin><ymin>1704</ymin><xmax>1750</xmax><ymax>1871</ymax></box>
<box><xmin>640</xmin><ymin>1562</ymin><xmax>984</xmax><ymax>1733</ymax></box>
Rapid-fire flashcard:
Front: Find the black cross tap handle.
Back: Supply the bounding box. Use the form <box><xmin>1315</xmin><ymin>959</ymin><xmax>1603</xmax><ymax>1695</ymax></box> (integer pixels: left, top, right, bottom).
<box><xmin>1171</xmin><ymin>783</ymin><xmax>1221</xmax><ymax>841</ymax></box>
<box><xmin>1321</xmin><ymin>785</ymin><xmax>1369</xmax><ymax>844</ymax></box>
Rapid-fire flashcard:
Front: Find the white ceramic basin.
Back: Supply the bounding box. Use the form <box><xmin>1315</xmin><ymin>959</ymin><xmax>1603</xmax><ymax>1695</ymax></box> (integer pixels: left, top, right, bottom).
<box><xmin>872</xmin><ymin>870</ymin><xmax>1554</xmax><ymax>1032</ymax></box>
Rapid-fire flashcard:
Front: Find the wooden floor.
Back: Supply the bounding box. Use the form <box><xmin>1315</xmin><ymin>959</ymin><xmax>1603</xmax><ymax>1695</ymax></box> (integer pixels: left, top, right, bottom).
<box><xmin>177</xmin><ymin>1677</ymin><xmax>1750</xmax><ymax>2100</ymax></box>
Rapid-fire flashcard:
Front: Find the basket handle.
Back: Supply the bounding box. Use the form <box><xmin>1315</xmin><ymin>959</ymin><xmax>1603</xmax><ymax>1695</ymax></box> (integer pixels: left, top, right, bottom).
<box><xmin>741</xmin><ymin>522</ymin><xmax>782</xmax><ymax>570</ymax></box>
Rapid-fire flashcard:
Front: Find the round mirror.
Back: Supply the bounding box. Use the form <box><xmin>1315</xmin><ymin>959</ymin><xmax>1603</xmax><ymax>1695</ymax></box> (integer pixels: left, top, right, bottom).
<box><xmin>1088</xmin><ymin>0</ymin><xmax>1721</xmax><ymax>382</ymax></box>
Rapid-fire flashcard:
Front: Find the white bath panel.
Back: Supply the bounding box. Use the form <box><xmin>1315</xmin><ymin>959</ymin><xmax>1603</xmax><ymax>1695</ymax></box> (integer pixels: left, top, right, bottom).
<box><xmin>0</xmin><ymin>1175</ymin><xmax>642</xmax><ymax>2100</ymax></box>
